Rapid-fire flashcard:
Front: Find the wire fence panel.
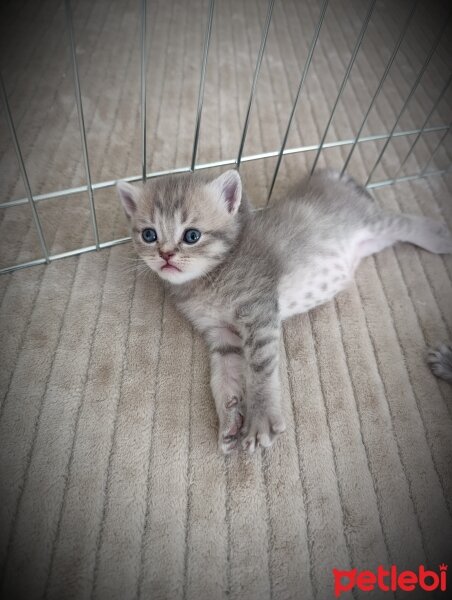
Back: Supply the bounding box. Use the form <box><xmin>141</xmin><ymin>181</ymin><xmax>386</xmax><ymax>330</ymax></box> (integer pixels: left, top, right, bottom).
<box><xmin>0</xmin><ymin>0</ymin><xmax>451</xmax><ymax>274</ymax></box>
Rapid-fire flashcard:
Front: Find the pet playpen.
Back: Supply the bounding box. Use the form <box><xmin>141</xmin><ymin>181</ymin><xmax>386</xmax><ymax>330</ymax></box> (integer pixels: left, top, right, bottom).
<box><xmin>0</xmin><ymin>0</ymin><xmax>451</xmax><ymax>274</ymax></box>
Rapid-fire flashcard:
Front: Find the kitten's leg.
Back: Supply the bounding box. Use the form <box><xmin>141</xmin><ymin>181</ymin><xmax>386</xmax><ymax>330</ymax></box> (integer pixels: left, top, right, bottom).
<box><xmin>360</xmin><ymin>213</ymin><xmax>452</xmax><ymax>258</ymax></box>
<box><xmin>206</xmin><ymin>326</ymin><xmax>245</xmax><ymax>454</ymax></box>
<box><xmin>427</xmin><ymin>343</ymin><xmax>452</xmax><ymax>383</ymax></box>
<box><xmin>237</xmin><ymin>301</ymin><xmax>286</xmax><ymax>454</ymax></box>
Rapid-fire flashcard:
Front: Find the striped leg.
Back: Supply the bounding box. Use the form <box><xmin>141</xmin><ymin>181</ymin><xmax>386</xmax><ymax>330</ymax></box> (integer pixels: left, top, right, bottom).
<box><xmin>207</xmin><ymin>326</ymin><xmax>245</xmax><ymax>454</ymax></box>
<box><xmin>238</xmin><ymin>302</ymin><xmax>286</xmax><ymax>453</ymax></box>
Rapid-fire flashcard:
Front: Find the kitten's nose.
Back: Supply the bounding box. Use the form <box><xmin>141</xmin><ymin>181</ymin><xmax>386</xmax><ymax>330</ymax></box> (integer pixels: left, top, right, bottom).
<box><xmin>159</xmin><ymin>250</ymin><xmax>175</xmax><ymax>262</ymax></box>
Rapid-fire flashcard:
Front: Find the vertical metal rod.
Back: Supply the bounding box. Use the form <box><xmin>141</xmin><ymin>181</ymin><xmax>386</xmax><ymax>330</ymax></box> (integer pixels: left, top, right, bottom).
<box><xmin>393</xmin><ymin>72</ymin><xmax>451</xmax><ymax>180</ymax></box>
<box><xmin>236</xmin><ymin>0</ymin><xmax>275</xmax><ymax>168</ymax></box>
<box><xmin>340</xmin><ymin>0</ymin><xmax>418</xmax><ymax>177</ymax></box>
<box><xmin>0</xmin><ymin>74</ymin><xmax>50</xmax><ymax>263</ymax></box>
<box><xmin>64</xmin><ymin>0</ymin><xmax>99</xmax><ymax>249</ymax></box>
<box><xmin>141</xmin><ymin>0</ymin><xmax>147</xmax><ymax>182</ymax></box>
<box><xmin>190</xmin><ymin>0</ymin><xmax>215</xmax><ymax>171</ymax></box>
<box><xmin>421</xmin><ymin>124</ymin><xmax>450</xmax><ymax>175</ymax></box>
<box><xmin>266</xmin><ymin>0</ymin><xmax>329</xmax><ymax>204</ymax></box>
<box><xmin>310</xmin><ymin>0</ymin><xmax>377</xmax><ymax>177</ymax></box>
<box><xmin>365</xmin><ymin>13</ymin><xmax>450</xmax><ymax>186</ymax></box>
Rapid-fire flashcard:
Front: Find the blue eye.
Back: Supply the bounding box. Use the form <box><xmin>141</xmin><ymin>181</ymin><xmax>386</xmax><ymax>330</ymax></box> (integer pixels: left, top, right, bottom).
<box><xmin>142</xmin><ymin>228</ymin><xmax>157</xmax><ymax>243</ymax></box>
<box><xmin>183</xmin><ymin>229</ymin><xmax>201</xmax><ymax>244</ymax></box>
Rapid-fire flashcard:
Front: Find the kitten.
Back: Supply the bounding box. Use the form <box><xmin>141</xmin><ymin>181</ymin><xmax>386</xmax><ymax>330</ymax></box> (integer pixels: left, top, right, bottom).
<box><xmin>117</xmin><ymin>169</ymin><xmax>452</xmax><ymax>454</ymax></box>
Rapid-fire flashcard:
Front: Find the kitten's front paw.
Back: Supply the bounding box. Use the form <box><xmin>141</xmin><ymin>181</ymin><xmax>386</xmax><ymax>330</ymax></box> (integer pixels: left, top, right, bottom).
<box><xmin>218</xmin><ymin>396</ymin><xmax>243</xmax><ymax>454</ymax></box>
<box><xmin>427</xmin><ymin>343</ymin><xmax>452</xmax><ymax>383</ymax></box>
<box><xmin>241</xmin><ymin>408</ymin><xmax>286</xmax><ymax>454</ymax></box>
<box><xmin>425</xmin><ymin>221</ymin><xmax>452</xmax><ymax>254</ymax></box>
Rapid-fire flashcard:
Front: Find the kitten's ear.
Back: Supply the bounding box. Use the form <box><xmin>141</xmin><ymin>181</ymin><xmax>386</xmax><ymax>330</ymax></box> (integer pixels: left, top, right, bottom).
<box><xmin>117</xmin><ymin>181</ymin><xmax>139</xmax><ymax>218</ymax></box>
<box><xmin>208</xmin><ymin>169</ymin><xmax>242</xmax><ymax>216</ymax></box>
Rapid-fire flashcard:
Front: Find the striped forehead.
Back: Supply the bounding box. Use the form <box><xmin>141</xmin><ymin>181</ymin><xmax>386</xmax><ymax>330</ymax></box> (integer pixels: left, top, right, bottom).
<box><xmin>144</xmin><ymin>174</ymin><xmax>206</xmax><ymax>237</ymax></box>
<box><xmin>152</xmin><ymin>193</ymin><xmax>183</xmax><ymax>216</ymax></box>
<box><xmin>156</xmin><ymin>206</ymin><xmax>185</xmax><ymax>242</ymax></box>
<box><xmin>151</xmin><ymin>176</ymin><xmax>192</xmax><ymax>213</ymax></box>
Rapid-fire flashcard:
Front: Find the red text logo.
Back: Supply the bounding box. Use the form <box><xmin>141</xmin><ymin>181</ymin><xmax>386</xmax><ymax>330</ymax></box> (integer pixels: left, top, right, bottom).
<box><xmin>333</xmin><ymin>564</ymin><xmax>447</xmax><ymax>597</ymax></box>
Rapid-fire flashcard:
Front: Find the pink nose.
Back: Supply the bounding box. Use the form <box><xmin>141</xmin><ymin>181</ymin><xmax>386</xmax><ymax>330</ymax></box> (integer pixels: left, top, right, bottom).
<box><xmin>159</xmin><ymin>250</ymin><xmax>175</xmax><ymax>262</ymax></box>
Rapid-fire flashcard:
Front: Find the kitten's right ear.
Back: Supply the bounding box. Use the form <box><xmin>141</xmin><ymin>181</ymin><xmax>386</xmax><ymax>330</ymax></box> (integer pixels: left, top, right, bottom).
<box><xmin>117</xmin><ymin>181</ymin><xmax>139</xmax><ymax>218</ymax></box>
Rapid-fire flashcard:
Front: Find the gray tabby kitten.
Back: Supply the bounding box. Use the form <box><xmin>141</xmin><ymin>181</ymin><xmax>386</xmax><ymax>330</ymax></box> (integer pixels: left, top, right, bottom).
<box><xmin>117</xmin><ymin>169</ymin><xmax>452</xmax><ymax>454</ymax></box>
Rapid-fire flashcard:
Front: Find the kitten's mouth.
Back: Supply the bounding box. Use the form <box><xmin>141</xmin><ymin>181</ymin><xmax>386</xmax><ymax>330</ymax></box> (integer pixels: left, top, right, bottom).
<box><xmin>161</xmin><ymin>262</ymin><xmax>181</xmax><ymax>272</ymax></box>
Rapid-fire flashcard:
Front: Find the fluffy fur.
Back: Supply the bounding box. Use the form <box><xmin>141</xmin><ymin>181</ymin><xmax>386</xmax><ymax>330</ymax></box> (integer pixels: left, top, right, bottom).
<box><xmin>118</xmin><ymin>169</ymin><xmax>452</xmax><ymax>453</ymax></box>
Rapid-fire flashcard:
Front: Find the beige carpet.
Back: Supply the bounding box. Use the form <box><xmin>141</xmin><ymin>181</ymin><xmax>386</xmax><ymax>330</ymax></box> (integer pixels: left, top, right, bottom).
<box><xmin>1</xmin><ymin>0</ymin><xmax>452</xmax><ymax>599</ymax></box>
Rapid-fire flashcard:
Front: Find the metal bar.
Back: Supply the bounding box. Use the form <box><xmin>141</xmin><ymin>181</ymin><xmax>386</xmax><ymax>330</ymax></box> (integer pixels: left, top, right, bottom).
<box><xmin>310</xmin><ymin>0</ymin><xmax>377</xmax><ymax>176</ymax></box>
<box><xmin>1</xmin><ymin>124</ymin><xmax>449</xmax><ymax>210</ymax></box>
<box><xmin>236</xmin><ymin>0</ymin><xmax>275</xmax><ymax>168</ymax></box>
<box><xmin>141</xmin><ymin>0</ymin><xmax>147</xmax><ymax>182</ymax></box>
<box><xmin>1</xmin><ymin>258</ymin><xmax>48</xmax><ymax>275</ymax></box>
<box><xmin>393</xmin><ymin>72</ymin><xmax>451</xmax><ymax>180</ymax></box>
<box><xmin>365</xmin><ymin>168</ymin><xmax>450</xmax><ymax>190</ymax></box>
<box><xmin>421</xmin><ymin>124</ymin><xmax>451</xmax><ymax>175</ymax></box>
<box><xmin>266</xmin><ymin>0</ymin><xmax>329</xmax><ymax>204</ymax></box>
<box><xmin>65</xmin><ymin>0</ymin><xmax>100</xmax><ymax>248</ymax></box>
<box><xmin>340</xmin><ymin>0</ymin><xmax>418</xmax><ymax>177</ymax></box>
<box><xmin>190</xmin><ymin>0</ymin><xmax>215</xmax><ymax>171</ymax></box>
<box><xmin>0</xmin><ymin>73</ymin><xmax>50</xmax><ymax>263</ymax></box>
<box><xmin>365</xmin><ymin>13</ymin><xmax>451</xmax><ymax>186</ymax></box>
<box><xmin>0</xmin><ymin>236</ymin><xmax>131</xmax><ymax>275</ymax></box>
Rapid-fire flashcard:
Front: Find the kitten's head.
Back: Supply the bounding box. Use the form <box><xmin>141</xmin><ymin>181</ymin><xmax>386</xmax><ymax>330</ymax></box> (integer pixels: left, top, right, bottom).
<box><xmin>117</xmin><ymin>170</ymin><xmax>244</xmax><ymax>284</ymax></box>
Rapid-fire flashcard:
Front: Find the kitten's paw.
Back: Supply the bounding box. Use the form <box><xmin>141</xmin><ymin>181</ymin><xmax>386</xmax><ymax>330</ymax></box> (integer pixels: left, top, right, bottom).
<box><xmin>218</xmin><ymin>396</ymin><xmax>243</xmax><ymax>454</ymax></box>
<box><xmin>434</xmin><ymin>223</ymin><xmax>452</xmax><ymax>253</ymax></box>
<box><xmin>427</xmin><ymin>343</ymin><xmax>452</xmax><ymax>383</ymax></box>
<box><xmin>424</xmin><ymin>221</ymin><xmax>452</xmax><ymax>254</ymax></box>
<box><xmin>241</xmin><ymin>409</ymin><xmax>286</xmax><ymax>454</ymax></box>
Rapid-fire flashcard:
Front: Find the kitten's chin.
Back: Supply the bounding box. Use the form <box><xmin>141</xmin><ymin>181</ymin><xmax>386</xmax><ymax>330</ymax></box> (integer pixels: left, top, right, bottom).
<box><xmin>157</xmin><ymin>268</ymin><xmax>198</xmax><ymax>284</ymax></box>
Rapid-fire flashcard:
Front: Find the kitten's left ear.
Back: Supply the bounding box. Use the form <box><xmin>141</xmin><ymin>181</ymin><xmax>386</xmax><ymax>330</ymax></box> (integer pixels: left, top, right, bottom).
<box><xmin>208</xmin><ymin>169</ymin><xmax>242</xmax><ymax>216</ymax></box>
<box><xmin>117</xmin><ymin>180</ymin><xmax>139</xmax><ymax>218</ymax></box>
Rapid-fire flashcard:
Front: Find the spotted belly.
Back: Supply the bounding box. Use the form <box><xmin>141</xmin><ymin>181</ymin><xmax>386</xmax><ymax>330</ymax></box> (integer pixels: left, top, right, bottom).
<box><xmin>278</xmin><ymin>259</ymin><xmax>352</xmax><ymax>319</ymax></box>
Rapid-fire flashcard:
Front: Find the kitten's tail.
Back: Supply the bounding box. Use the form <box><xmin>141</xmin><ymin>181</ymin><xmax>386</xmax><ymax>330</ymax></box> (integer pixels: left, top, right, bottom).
<box><xmin>427</xmin><ymin>343</ymin><xmax>452</xmax><ymax>383</ymax></box>
<box><xmin>368</xmin><ymin>213</ymin><xmax>452</xmax><ymax>255</ymax></box>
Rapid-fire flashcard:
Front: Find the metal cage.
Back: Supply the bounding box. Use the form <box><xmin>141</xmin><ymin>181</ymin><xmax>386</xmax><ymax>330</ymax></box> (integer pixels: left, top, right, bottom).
<box><xmin>1</xmin><ymin>0</ymin><xmax>451</xmax><ymax>274</ymax></box>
